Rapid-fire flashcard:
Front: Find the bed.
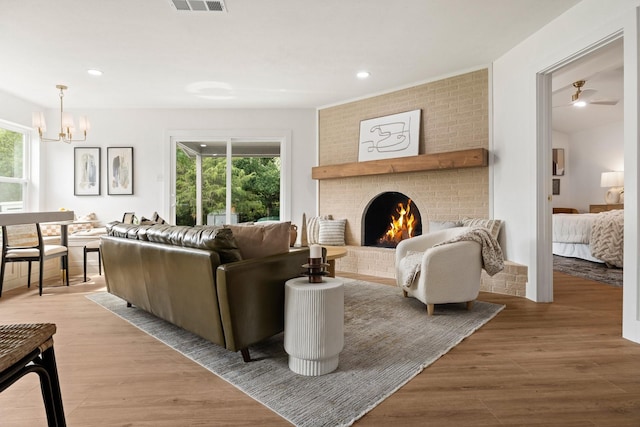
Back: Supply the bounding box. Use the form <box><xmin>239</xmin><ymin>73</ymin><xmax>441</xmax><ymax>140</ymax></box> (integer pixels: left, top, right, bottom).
<box><xmin>552</xmin><ymin>209</ymin><xmax>624</xmax><ymax>267</ymax></box>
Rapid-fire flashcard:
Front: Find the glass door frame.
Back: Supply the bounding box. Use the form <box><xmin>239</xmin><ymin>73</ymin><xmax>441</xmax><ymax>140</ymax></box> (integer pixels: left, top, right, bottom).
<box><xmin>167</xmin><ymin>129</ymin><xmax>292</xmax><ymax>225</ymax></box>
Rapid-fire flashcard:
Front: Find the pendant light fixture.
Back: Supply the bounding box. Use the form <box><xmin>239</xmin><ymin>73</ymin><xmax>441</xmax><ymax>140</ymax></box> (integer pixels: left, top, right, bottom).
<box><xmin>32</xmin><ymin>84</ymin><xmax>90</xmax><ymax>143</ymax></box>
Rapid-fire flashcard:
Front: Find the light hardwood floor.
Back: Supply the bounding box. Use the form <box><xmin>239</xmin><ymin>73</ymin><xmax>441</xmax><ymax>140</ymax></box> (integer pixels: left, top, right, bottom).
<box><xmin>0</xmin><ymin>271</ymin><xmax>639</xmax><ymax>426</ymax></box>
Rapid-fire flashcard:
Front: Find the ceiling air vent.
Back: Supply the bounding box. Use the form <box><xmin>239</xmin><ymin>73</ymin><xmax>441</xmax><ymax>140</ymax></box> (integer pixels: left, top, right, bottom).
<box><xmin>170</xmin><ymin>0</ymin><xmax>227</xmax><ymax>12</ymax></box>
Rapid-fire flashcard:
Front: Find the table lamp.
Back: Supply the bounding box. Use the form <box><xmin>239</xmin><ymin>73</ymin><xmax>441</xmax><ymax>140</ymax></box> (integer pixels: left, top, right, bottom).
<box><xmin>600</xmin><ymin>171</ymin><xmax>624</xmax><ymax>204</ymax></box>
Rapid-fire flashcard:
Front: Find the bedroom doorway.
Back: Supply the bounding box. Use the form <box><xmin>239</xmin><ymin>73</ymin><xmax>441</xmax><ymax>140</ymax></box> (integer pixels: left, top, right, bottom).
<box><xmin>547</xmin><ymin>36</ymin><xmax>624</xmax><ymax>295</ymax></box>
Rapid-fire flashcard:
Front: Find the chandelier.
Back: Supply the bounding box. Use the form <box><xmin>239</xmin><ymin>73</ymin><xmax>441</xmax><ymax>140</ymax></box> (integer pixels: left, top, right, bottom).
<box><xmin>32</xmin><ymin>84</ymin><xmax>90</xmax><ymax>143</ymax></box>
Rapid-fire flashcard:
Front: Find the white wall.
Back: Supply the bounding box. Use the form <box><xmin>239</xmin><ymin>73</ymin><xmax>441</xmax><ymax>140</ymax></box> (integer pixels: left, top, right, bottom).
<box><xmin>493</xmin><ymin>0</ymin><xmax>640</xmax><ymax>343</ymax></box>
<box><xmin>0</xmin><ymin>100</ymin><xmax>317</xmax><ymax>228</ymax></box>
<box><xmin>552</xmin><ymin>122</ymin><xmax>624</xmax><ymax>212</ymax></box>
<box><xmin>569</xmin><ymin>121</ymin><xmax>624</xmax><ymax>211</ymax></box>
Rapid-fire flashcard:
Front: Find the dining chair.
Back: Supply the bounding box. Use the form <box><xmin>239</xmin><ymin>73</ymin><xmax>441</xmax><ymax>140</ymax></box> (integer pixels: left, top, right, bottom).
<box><xmin>0</xmin><ymin>223</ymin><xmax>69</xmax><ymax>297</ymax></box>
<box><xmin>0</xmin><ymin>323</ymin><xmax>67</xmax><ymax>426</ymax></box>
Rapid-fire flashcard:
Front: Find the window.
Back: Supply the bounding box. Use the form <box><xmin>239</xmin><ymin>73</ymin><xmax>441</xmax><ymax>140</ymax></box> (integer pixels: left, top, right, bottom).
<box><xmin>175</xmin><ymin>139</ymin><xmax>282</xmax><ymax>226</ymax></box>
<box><xmin>0</xmin><ymin>121</ymin><xmax>29</xmax><ymax>212</ymax></box>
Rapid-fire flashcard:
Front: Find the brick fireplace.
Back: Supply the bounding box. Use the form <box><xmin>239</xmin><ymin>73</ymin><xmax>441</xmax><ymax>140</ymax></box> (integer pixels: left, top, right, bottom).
<box><xmin>315</xmin><ymin>68</ymin><xmax>528</xmax><ymax>296</ymax></box>
<box><xmin>317</xmin><ymin>69</ymin><xmax>489</xmax><ymax>277</ymax></box>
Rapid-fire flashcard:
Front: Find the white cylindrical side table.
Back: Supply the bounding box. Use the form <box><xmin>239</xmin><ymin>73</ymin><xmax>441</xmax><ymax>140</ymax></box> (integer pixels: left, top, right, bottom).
<box><xmin>284</xmin><ymin>277</ymin><xmax>344</xmax><ymax>376</ymax></box>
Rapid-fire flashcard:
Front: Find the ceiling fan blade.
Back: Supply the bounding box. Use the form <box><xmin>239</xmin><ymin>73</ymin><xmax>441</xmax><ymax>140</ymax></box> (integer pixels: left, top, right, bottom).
<box><xmin>579</xmin><ymin>89</ymin><xmax>598</xmax><ymax>98</ymax></box>
<box><xmin>590</xmin><ymin>99</ymin><xmax>619</xmax><ymax>106</ymax></box>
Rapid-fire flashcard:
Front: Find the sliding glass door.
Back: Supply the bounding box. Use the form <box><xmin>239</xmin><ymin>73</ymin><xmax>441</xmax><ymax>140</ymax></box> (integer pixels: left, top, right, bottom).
<box><xmin>175</xmin><ymin>139</ymin><xmax>281</xmax><ymax>226</ymax></box>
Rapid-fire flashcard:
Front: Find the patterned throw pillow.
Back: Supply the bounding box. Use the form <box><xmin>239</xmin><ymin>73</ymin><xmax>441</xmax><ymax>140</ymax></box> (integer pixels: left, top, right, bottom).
<box><xmin>460</xmin><ymin>218</ymin><xmax>503</xmax><ymax>240</ymax></box>
<box><xmin>318</xmin><ymin>218</ymin><xmax>347</xmax><ymax>246</ymax></box>
<box><xmin>68</xmin><ymin>222</ymin><xmax>93</xmax><ymax>234</ymax></box>
<box><xmin>140</xmin><ymin>211</ymin><xmax>167</xmax><ymax>225</ymax></box>
<box><xmin>40</xmin><ymin>224</ymin><xmax>62</xmax><ymax>236</ymax></box>
<box><xmin>307</xmin><ymin>215</ymin><xmax>332</xmax><ymax>244</ymax></box>
<box><xmin>151</xmin><ymin>212</ymin><xmax>167</xmax><ymax>224</ymax></box>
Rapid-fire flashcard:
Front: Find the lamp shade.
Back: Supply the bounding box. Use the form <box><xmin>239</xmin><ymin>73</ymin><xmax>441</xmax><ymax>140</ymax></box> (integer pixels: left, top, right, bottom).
<box><xmin>32</xmin><ymin>112</ymin><xmax>46</xmax><ymax>131</ymax></box>
<box><xmin>601</xmin><ymin>171</ymin><xmax>624</xmax><ymax>188</ymax></box>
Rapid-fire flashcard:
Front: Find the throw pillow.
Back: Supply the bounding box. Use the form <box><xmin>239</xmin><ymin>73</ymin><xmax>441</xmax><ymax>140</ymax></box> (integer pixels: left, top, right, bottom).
<box><xmin>428</xmin><ymin>220</ymin><xmax>461</xmax><ymax>232</ymax></box>
<box><xmin>460</xmin><ymin>218</ymin><xmax>503</xmax><ymax>240</ymax></box>
<box><xmin>225</xmin><ymin>221</ymin><xmax>291</xmax><ymax>259</ymax></box>
<box><xmin>151</xmin><ymin>211</ymin><xmax>167</xmax><ymax>224</ymax></box>
<box><xmin>67</xmin><ymin>222</ymin><xmax>94</xmax><ymax>234</ymax></box>
<box><xmin>140</xmin><ymin>211</ymin><xmax>167</xmax><ymax>225</ymax></box>
<box><xmin>318</xmin><ymin>218</ymin><xmax>347</xmax><ymax>246</ymax></box>
<box><xmin>76</xmin><ymin>212</ymin><xmax>97</xmax><ymax>222</ymax></box>
<box><xmin>307</xmin><ymin>215</ymin><xmax>332</xmax><ymax>244</ymax></box>
<box><xmin>40</xmin><ymin>224</ymin><xmax>61</xmax><ymax>236</ymax></box>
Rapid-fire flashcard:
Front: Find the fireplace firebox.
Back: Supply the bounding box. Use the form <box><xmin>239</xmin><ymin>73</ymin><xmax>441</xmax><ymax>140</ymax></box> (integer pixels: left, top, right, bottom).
<box><xmin>362</xmin><ymin>192</ymin><xmax>422</xmax><ymax>248</ymax></box>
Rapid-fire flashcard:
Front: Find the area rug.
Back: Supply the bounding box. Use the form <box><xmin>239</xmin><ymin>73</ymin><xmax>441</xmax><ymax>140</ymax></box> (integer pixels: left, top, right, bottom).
<box><xmin>553</xmin><ymin>255</ymin><xmax>623</xmax><ymax>287</ymax></box>
<box><xmin>87</xmin><ymin>278</ymin><xmax>504</xmax><ymax>427</ymax></box>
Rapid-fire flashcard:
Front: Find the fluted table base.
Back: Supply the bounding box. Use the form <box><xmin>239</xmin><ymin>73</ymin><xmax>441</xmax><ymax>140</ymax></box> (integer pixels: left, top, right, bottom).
<box><xmin>284</xmin><ymin>277</ymin><xmax>344</xmax><ymax>376</ymax></box>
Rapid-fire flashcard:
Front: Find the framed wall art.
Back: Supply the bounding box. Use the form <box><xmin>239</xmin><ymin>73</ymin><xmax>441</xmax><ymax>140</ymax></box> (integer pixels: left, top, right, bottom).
<box><xmin>552</xmin><ymin>178</ymin><xmax>560</xmax><ymax>195</ymax></box>
<box><xmin>74</xmin><ymin>147</ymin><xmax>101</xmax><ymax>196</ymax></box>
<box><xmin>107</xmin><ymin>147</ymin><xmax>134</xmax><ymax>195</ymax></box>
<box><xmin>552</xmin><ymin>148</ymin><xmax>565</xmax><ymax>176</ymax></box>
<box><xmin>358</xmin><ymin>109</ymin><xmax>421</xmax><ymax>162</ymax></box>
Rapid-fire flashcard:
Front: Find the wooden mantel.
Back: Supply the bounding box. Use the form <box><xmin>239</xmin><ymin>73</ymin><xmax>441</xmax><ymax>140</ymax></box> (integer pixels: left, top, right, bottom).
<box><xmin>312</xmin><ymin>148</ymin><xmax>488</xmax><ymax>180</ymax></box>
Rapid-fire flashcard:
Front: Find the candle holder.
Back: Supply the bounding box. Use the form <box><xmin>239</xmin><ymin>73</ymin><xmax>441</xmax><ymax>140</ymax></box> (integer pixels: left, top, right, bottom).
<box><xmin>302</xmin><ymin>257</ymin><xmax>329</xmax><ymax>283</ymax></box>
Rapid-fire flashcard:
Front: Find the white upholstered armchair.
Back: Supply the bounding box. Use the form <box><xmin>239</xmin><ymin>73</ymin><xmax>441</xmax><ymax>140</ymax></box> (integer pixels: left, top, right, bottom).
<box><xmin>395</xmin><ymin>227</ymin><xmax>482</xmax><ymax>315</ymax></box>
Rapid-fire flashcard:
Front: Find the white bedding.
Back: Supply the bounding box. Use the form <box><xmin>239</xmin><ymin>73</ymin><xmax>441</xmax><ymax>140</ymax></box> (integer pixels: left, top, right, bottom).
<box><xmin>552</xmin><ymin>213</ymin><xmax>603</xmax><ymax>263</ymax></box>
<box><xmin>552</xmin><ymin>213</ymin><xmax>599</xmax><ymax>244</ymax></box>
<box><xmin>552</xmin><ymin>242</ymin><xmax>603</xmax><ymax>263</ymax></box>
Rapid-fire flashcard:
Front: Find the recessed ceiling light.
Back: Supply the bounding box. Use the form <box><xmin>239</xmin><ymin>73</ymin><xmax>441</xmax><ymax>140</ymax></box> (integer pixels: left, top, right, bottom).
<box><xmin>356</xmin><ymin>71</ymin><xmax>371</xmax><ymax>79</ymax></box>
<box><xmin>87</xmin><ymin>69</ymin><xmax>103</xmax><ymax>76</ymax></box>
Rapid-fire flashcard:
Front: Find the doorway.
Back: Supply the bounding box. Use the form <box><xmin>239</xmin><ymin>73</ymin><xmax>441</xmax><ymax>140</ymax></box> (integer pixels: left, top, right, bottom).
<box><xmin>545</xmin><ymin>36</ymin><xmax>625</xmax><ymax>296</ymax></box>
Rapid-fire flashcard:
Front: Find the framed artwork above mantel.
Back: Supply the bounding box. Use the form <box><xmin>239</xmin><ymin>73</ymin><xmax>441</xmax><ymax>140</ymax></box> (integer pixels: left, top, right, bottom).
<box><xmin>358</xmin><ymin>109</ymin><xmax>421</xmax><ymax>162</ymax></box>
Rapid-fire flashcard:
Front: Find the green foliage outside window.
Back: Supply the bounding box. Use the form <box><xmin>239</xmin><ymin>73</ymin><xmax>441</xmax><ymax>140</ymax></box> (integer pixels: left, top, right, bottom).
<box><xmin>0</xmin><ymin>128</ymin><xmax>24</xmax><ymax>204</ymax></box>
<box><xmin>175</xmin><ymin>149</ymin><xmax>281</xmax><ymax>226</ymax></box>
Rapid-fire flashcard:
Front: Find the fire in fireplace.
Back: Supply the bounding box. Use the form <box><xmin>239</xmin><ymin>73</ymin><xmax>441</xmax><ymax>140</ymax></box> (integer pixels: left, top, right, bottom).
<box><xmin>362</xmin><ymin>192</ymin><xmax>422</xmax><ymax>248</ymax></box>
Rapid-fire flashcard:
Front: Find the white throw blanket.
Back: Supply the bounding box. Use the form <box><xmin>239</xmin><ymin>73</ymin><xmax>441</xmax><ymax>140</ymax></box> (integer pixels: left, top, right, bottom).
<box><xmin>400</xmin><ymin>227</ymin><xmax>505</xmax><ymax>289</ymax></box>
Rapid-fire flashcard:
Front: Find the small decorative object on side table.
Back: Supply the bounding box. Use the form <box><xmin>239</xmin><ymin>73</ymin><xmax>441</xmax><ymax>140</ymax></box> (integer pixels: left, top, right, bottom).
<box><xmin>302</xmin><ymin>244</ymin><xmax>329</xmax><ymax>283</ymax></box>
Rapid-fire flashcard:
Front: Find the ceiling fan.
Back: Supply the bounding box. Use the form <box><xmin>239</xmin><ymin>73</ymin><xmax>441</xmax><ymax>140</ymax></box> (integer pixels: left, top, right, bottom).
<box><xmin>567</xmin><ymin>80</ymin><xmax>618</xmax><ymax>107</ymax></box>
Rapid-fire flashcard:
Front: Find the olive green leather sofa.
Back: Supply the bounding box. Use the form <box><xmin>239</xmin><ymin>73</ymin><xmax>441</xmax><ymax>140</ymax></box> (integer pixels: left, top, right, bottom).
<box><xmin>100</xmin><ymin>221</ymin><xmax>309</xmax><ymax>362</ymax></box>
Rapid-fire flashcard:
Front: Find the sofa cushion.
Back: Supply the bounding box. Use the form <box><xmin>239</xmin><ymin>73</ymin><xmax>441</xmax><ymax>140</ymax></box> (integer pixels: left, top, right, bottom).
<box><xmin>106</xmin><ymin>222</ymin><xmax>155</xmax><ymax>240</ymax></box>
<box><xmin>145</xmin><ymin>225</ymin><xmax>242</xmax><ymax>263</ymax></box>
<box><xmin>225</xmin><ymin>221</ymin><xmax>291</xmax><ymax>259</ymax></box>
<box><xmin>106</xmin><ymin>222</ymin><xmax>242</xmax><ymax>263</ymax></box>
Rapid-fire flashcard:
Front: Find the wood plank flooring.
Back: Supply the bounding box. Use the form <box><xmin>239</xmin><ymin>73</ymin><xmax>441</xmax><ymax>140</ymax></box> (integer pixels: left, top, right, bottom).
<box><xmin>0</xmin><ymin>271</ymin><xmax>638</xmax><ymax>426</ymax></box>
